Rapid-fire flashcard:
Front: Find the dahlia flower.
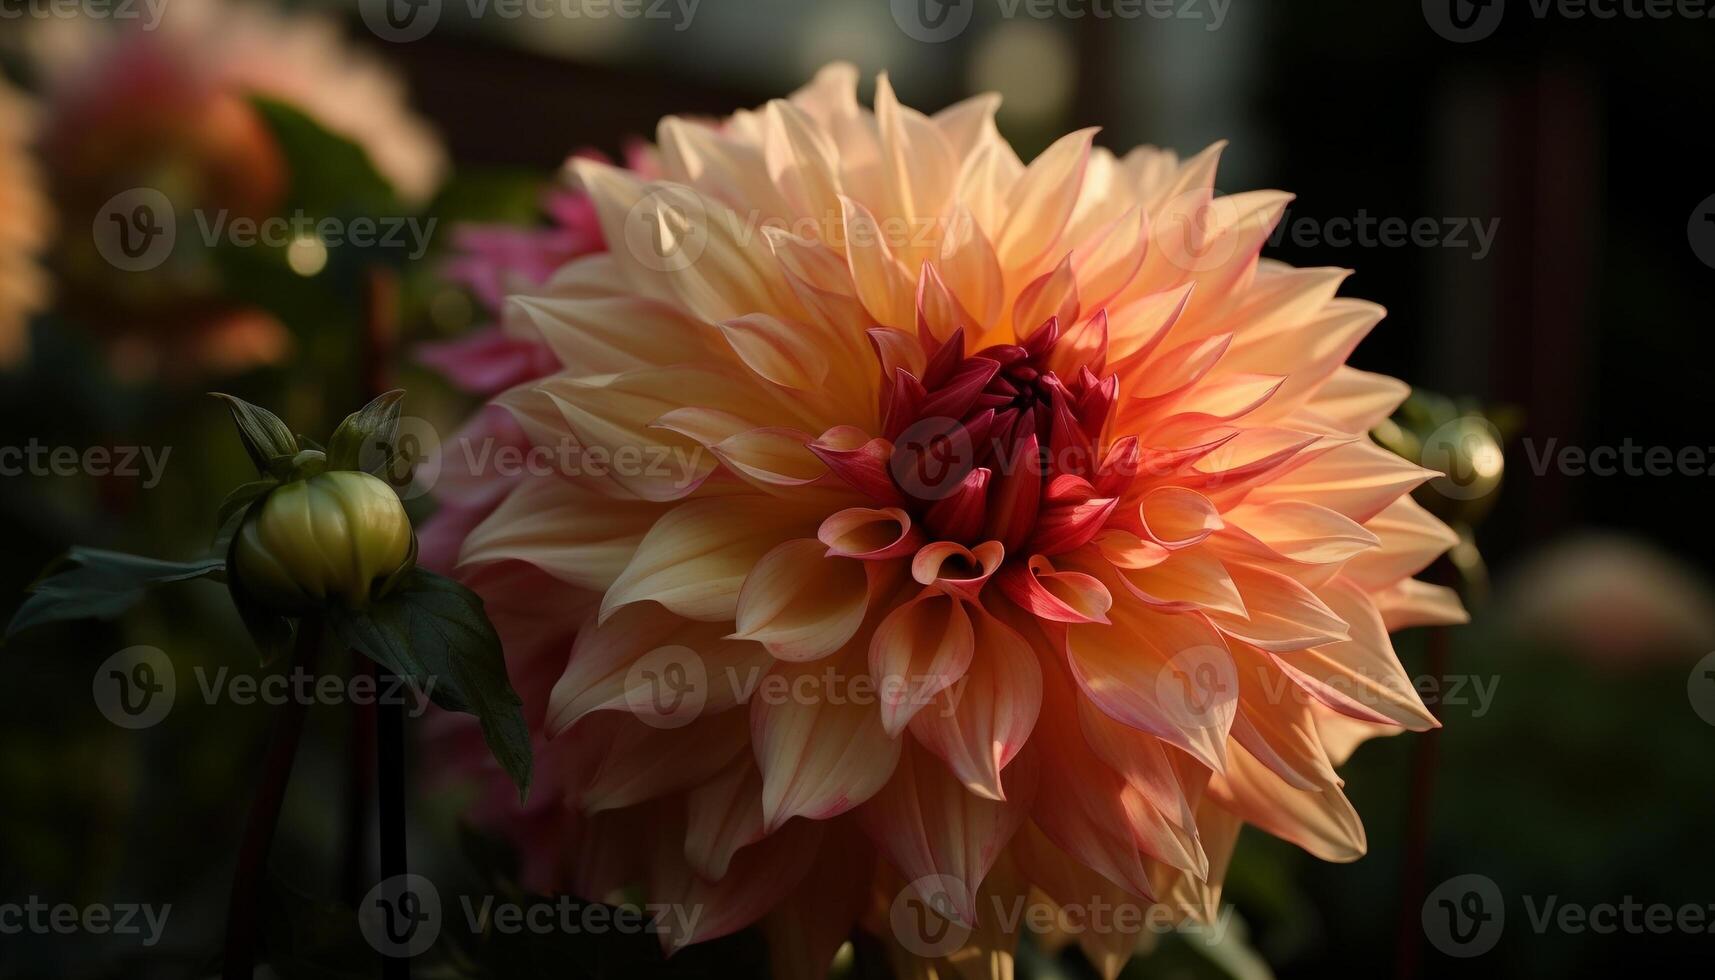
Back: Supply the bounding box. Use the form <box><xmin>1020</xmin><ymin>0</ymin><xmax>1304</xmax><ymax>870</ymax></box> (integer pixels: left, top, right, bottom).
<box><xmin>0</xmin><ymin>78</ymin><xmax>50</xmax><ymax>367</ymax></box>
<box><xmin>436</xmin><ymin>64</ymin><xmax>1466</xmax><ymax>977</ymax></box>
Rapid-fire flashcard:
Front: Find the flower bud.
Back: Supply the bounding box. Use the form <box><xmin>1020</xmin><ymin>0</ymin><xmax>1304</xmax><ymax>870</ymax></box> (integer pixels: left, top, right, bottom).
<box><xmin>232</xmin><ymin>471</ymin><xmax>414</xmax><ymax>613</ymax></box>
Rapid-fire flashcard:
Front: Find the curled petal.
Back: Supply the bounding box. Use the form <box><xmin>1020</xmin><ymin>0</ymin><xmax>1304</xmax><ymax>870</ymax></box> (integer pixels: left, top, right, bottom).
<box><xmin>819</xmin><ymin>506</ymin><xmax>921</xmax><ymax>560</ymax></box>
<box><xmin>869</xmin><ymin>588</ymin><xmax>976</xmax><ymax>735</ymax></box>
<box><xmin>1104</xmin><ymin>545</ymin><xmax>1245</xmax><ymax>616</ymax></box>
<box><xmin>733</xmin><ymin>539</ymin><xmax>870</xmax><ymax>661</ymax></box>
<box><xmin>1137</xmin><ymin>486</ymin><xmax>1224</xmax><ymax>549</ymax></box>
<box><xmin>910</xmin><ymin>539</ymin><xmax>1004</xmax><ymax>600</ymax></box>
<box><xmin>996</xmin><ymin>555</ymin><xmax>1113</xmax><ymax>624</ymax></box>
<box><xmin>810</xmin><ymin>426</ymin><xmax>902</xmax><ymax>506</ymax></box>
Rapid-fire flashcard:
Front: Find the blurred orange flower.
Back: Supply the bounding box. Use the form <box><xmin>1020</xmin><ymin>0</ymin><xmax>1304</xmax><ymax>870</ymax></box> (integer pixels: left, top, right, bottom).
<box><xmin>23</xmin><ymin>0</ymin><xmax>445</xmax><ymax>379</ymax></box>
<box><xmin>0</xmin><ymin>78</ymin><xmax>51</xmax><ymax>367</ymax></box>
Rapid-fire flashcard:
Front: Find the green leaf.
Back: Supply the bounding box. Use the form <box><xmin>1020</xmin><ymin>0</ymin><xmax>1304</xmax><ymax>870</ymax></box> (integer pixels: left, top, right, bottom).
<box><xmin>250</xmin><ymin>96</ymin><xmax>400</xmax><ymax>216</ymax></box>
<box><xmin>213</xmin><ymin>392</ymin><xmax>300</xmax><ymax>476</ymax></box>
<box><xmin>326</xmin><ymin>389</ymin><xmax>405</xmax><ymax>473</ymax></box>
<box><xmin>330</xmin><ymin>569</ymin><xmax>532</xmax><ymax>798</ymax></box>
<box><xmin>7</xmin><ymin>548</ymin><xmax>226</xmax><ymax>638</ymax></box>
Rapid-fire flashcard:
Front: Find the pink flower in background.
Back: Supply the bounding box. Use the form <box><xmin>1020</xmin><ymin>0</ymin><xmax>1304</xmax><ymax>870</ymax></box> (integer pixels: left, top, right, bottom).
<box><xmin>418</xmin><ymin>146</ymin><xmax>660</xmax><ymax>569</ymax></box>
<box><xmin>422</xmin><ymin>144</ymin><xmax>662</xmax><ymax>397</ymax></box>
<box><xmin>419</xmin><ymin>189</ymin><xmax>604</xmax><ymax>399</ymax></box>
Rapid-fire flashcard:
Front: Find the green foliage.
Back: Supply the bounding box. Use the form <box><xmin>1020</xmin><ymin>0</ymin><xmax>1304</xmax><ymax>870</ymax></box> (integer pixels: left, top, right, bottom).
<box><xmin>329</xmin><ymin>569</ymin><xmax>532</xmax><ymax>800</ymax></box>
<box><xmin>5</xmin><ymin>548</ymin><xmax>225</xmax><ymax>638</ymax></box>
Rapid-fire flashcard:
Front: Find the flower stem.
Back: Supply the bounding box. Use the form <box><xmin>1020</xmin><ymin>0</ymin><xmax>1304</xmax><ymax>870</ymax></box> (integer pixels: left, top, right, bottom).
<box><xmin>378</xmin><ymin>666</ymin><xmax>409</xmax><ymax>980</ymax></box>
<box><xmin>364</xmin><ymin>263</ymin><xmax>410</xmax><ymax>979</ymax></box>
<box><xmin>223</xmin><ymin>616</ymin><xmax>321</xmax><ymax>980</ymax></box>
<box><xmin>1393</xmin><ymin>559</ymin><xmax>1454</xmax><ymax>980</ymax></box>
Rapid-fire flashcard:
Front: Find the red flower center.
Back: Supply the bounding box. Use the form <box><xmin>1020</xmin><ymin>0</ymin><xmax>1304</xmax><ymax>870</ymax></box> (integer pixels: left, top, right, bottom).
<box><xmin>874</xmin><ymin>317</ymin><xmax>1127</xmax><ymax>556</ymax></box>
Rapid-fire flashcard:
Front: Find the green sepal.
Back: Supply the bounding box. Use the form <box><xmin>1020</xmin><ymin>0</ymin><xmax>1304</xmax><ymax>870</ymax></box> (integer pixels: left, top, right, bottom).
<box><xmin>212</xmin><ymin>392</ymin><xmax>300</xmax><ymax>478</ymax></box>
<box><xmin>329</xmin><ymin>568</ymin><xmax>532</xmax><ymax>799</ymax></box>
<box><xmin>325</xmin><ymin>389</ymin><xmax>405</xmax><ymax>474</ymax></box>
<box><xmin>6</xmin><ymin>548</ymin><xmax>226</xmax><ymax>638</ymax></box>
